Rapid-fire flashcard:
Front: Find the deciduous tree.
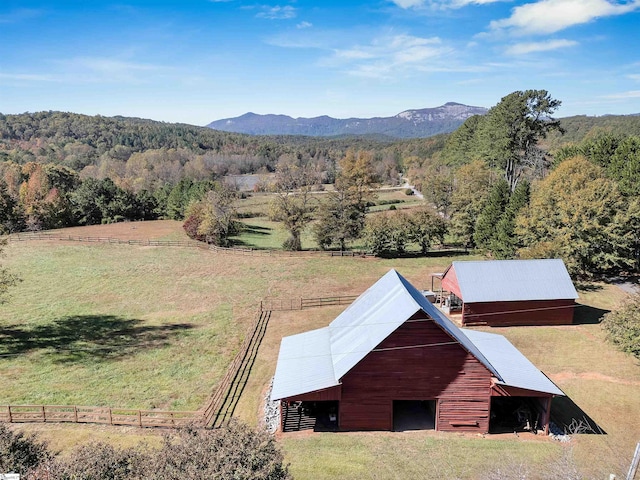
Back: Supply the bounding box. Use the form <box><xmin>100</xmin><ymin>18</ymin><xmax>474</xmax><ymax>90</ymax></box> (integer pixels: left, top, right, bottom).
<box><xmin>448</xmin><ymin>160</ymin><xmax>494</xmax><ymax>247</ymax></box>
<box><xmin>516</xmin><ymin>156</ymin><xmax>640</xmax><ymax>276</ymax></box>
<box><xmin>270</xmin><ymin>156</ymin><xmax>319</xmax><ymax>251</ymax></box>
<box><xmin>183</xmin><ymin>182</ymin><xmax>240</xmax><ymax>246</ymax></box>
<box><xmin>407</xmin><ymin>207</ymin><xmax>447</xmax><ymax>254</ymax></box>
<box><xmin>313</xmin><ymin>150</ymin><xmax>377</xmax><ymax>251</ymax></box>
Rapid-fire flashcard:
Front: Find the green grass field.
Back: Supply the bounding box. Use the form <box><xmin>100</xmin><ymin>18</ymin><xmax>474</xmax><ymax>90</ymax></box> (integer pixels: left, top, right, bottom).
<box><xmin>2</xmin><ymin>220</ymin><xmax>640</xmax><ymax>479</ymax></box>
<box><xmin>232</xmin><ymin>188</ymin><xmax>424</xmax><ymax>251</ymax></box>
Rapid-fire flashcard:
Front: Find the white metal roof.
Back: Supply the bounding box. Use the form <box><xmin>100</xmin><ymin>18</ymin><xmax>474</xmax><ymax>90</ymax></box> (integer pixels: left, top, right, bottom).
<box><xmin>271</xmin><ymin>269</ymin><xmax>562</xmax><ymax>401</ymax></box>
<box><xmin>450</xmin><ymin>259</ymin><xmax>578</xmax><ymax>303</ymax></box>
<box><xmin>462</xmin><ymin>329</ymin><xmax>564</xmax><ymax>396</ymax></box>
<box><xmin>271</xmin><ymin>327</ymin><xmax>338</xmax><ymax>400</ymax></box>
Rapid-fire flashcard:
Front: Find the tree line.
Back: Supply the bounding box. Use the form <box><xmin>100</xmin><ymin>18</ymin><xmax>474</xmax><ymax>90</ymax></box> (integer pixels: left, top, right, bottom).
<box><xmin>406</xmin><ymin>90</ymin><xmax>640</xmax><ymax>277</ymax></box>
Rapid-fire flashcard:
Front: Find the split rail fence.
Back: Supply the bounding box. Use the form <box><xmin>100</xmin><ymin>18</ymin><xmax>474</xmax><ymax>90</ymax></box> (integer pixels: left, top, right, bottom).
<box><xmin>0</xmin><ymin>405</ymin><xmax>197</xmax><ymax>428</ymax></box>
<box><xmin>0</xmin><ymin>264</ymin><xmax>359</xmax><ymax>430</ymax></box>
<box><xmin>6</xmin><ymin>232</ymin><xmax>374</xmax><ymax>257</ymax></box>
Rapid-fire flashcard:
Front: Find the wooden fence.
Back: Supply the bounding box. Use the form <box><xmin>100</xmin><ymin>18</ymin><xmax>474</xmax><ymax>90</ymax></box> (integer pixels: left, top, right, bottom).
<box><xmin>0</xmin><ymin>405</ymin><xmax>198</xmax><ymax>428</ymax></box>
<box><xmin>5</xmin><ymin>232</ymin><xmax>377</xmax><ymax>258</ymax></box>
<box><xmin>0</xmin><ymin>290</ymin><xmax>360</xmax><ymax>430</ymax></box>
<box><xmin>7</xmin><ymin>232</ymin><xmax>204</xmax><ymax>248</ymax></box>
<box><xmin>261</xmin><ymin>295</ymin><xmax>359</xmax><ymax>311</ymax></box>
<box><xmin>202</xmin><ymin>309</ymin><xmax>271</xmax><ymax>428</ymax></box>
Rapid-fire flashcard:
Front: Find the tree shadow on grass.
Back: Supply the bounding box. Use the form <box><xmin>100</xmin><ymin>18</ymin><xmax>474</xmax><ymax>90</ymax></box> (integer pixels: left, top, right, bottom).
<box><xmin>573</xmin><ymin>304</ymin><xmax>610</xmax><ymax>325</ymax></box>
<box><xmin>550</xmin><ymin>395</ymin><xmax>606</xmax><ymax>434</ymax></box>
<box><xmin>0</xmin><ymin>315</ymin><xmax>194</xmax><ymax>363</ymax></box>
<box><xmin>574</xmin><ymin>281</ymin><xmax>604</xmax><ymax>292</ymax></box>
<box><xmin>241</xmin><ymin>224</ymin><xmax>272</xmax><ymax>235</ymax></box>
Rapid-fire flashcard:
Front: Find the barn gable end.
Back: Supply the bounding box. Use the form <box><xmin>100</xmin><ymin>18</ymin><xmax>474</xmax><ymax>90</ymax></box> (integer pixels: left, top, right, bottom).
<box><xmin>340</xmin><ymin>312</ymin><xmax>492</xmax><ymax>432</ymax></box>
<box><xmin>440</xmin><ymin>259</ymin><xmax>579</xmax><ymax>326</ymax></box>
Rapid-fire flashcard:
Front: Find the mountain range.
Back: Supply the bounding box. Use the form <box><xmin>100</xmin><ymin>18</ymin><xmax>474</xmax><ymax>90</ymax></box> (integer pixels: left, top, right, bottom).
<box><xmin>206</xmin><ymin>102</ymin><xmax>488</xmax><ymax>139</ymax></box>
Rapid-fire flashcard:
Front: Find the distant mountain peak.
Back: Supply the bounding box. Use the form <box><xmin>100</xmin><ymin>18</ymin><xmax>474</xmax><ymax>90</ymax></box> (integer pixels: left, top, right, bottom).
<box><xmin>207</xmin><ymin>103</ymin><xmax>488</xmax><ymax>139</ymax></box>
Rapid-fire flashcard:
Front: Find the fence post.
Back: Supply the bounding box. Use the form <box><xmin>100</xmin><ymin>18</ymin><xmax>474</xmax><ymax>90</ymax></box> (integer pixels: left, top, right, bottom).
<box><xmin>42</xmin><ymin>405</ymin><xmax>46</xmax><ymax>422</ymax></box>
<box><xmin>109</xmin><ymin>407</ymin><xmax>113</xmax><ymax>425</ymax></box>
<box><xmin>7</xmin><ymin>406</ymin><xmax>12</xmax><ymax>422</ymax></box>
<box><xmin>74</xmin><ymin>406</ymin><xmax>78</xmax><ymax>423</ymax></box>
<box><xmin>138</xmin><ymin>410</ymin><xmax>142</xmax><ymax>427</ymax></box>
<box><xmin>628</xmin><ymin>442</ymin><xmax>640</xmax><ymax>480</ymax></box>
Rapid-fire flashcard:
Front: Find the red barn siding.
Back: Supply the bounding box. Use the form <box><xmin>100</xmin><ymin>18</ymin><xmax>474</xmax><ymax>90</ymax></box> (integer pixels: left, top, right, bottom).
<box><xmin>283</xmin><ymin>385</ymin><xmax>342</xmax><ymax>402</ymax></box>
<box><xmin>462</xmin><ymin>300</ymin><xmax>575</xmax><ymax>326</ymax></box>
<box><xmin>441</xmin><ymin>265</ymin><xmax>462</xmax><ymax>298</ymax></box>
<box><xmin>338</xmin><ymin>313</ymin><xmax>492</xmax><ymax>432</ymax></box>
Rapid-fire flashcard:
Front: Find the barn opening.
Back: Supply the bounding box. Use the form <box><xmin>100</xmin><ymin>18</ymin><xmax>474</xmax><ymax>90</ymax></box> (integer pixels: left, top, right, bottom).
<box><xmin>393</xmin><ymin>400</ymin><xmax>436</xmax><ymax>431</ymax></box>
<box><xmin>489</xmin><ymin>397</ymin><xmax>547</xmax><ymax>434</ymax></box>
<box><xmin>282</xmin><ymin>401</ymin><xmax>339</xmax><ymax>432</ymax></box>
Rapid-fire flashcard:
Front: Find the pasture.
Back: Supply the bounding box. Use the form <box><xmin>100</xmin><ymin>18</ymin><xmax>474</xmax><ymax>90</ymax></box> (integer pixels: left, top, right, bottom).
<box><xmin>232</xmin><ymin>188</ymin><xmax>423</xmax><ymax>250</ymax></box>
<box><xmin>1</xmin><ymin>220</ymin><xmax>639</xmax><ymax>479</ymax></box>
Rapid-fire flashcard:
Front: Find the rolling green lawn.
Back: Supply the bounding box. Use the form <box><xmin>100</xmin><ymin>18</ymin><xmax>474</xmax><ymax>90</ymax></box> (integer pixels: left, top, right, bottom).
<box><xmin>232</xmin><ymin>188</ymin><xmax>425</xmax><ymax>251</ymax></box>
<box><xmin>2</xmin><ymin>221</ymin><xmax>639</xmax><ymax>479</ymax></box>
<box><xmin>1</xmin><ymin>225</ymin><xmax>474</xmax><ymax>412</ymax></box>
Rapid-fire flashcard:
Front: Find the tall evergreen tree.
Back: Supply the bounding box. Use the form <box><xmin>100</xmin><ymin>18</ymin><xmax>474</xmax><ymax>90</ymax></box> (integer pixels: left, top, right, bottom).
<box><xmin>473</xmin><ymin>179</ymin><xmax>510</xmax><ymax>251</ymax></box>
<box><xmin>491</xmin><ymin>180</ymin><xmax>530</xmax><ymax>259</ymax></box>
<box><xmin>478</xmin><ymin>90</ymin><xmax>562</xmax><ymax>191</ymax></box>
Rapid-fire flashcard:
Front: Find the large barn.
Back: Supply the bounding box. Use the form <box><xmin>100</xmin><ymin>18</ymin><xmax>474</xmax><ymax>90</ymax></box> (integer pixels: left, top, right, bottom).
<box><xmin>271</xmin><ymin>270</ymin><xmax>563</xmax><ymax>433</ymax></box>
<box><xmin>440</xmin><ymin>259</ymin><xmax>579</xmax><ymax>327</ymax></box>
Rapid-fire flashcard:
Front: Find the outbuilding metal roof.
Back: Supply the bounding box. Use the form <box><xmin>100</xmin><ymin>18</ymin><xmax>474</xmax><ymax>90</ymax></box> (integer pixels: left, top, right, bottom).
<box><xmin>448</xmin><ymin>259</ymin><xmax>578</xmax><ymax>303</ymax></box>
<box><xmin>462</xmin><ymin>329</ymin><xmax>564</xmax><ymax>396</ymax></box>
<box><xmin>271</xmin><ymin>269</ymin><xmax>562</xmax><ymax>401</ymax></box>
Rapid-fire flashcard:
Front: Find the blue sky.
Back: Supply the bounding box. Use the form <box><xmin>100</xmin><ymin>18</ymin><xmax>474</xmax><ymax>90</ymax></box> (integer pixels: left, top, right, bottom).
<box><xmin>1</xmin><ymin>0</ymin><xmax>639</xmax><ymax>125</ymax></box>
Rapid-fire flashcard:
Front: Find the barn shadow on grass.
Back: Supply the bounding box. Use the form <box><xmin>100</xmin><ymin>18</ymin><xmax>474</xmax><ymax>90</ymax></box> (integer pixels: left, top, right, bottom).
<box><xmin>550</xmin><ymin>396</ymin><xmax>606</xmax><ymax>435</ymax></box>
<box><xmin>573</xmin><ymin>304</ymin><xmax>610</xmax><ymax>325</ymax></box>
<box><xmin>0</xmin><ymin>315</ymin><xmax>194</xmax><ymax>363</ymax></box>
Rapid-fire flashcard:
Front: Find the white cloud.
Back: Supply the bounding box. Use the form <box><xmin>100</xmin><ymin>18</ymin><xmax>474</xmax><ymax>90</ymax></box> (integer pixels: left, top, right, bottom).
<box><xmin>602</xmin><ymin>90</ymin><xmax>640</xmax><ymax>99</ymax></box>
<box><xmin>490</xmin><ymin>0</ymin><xmax>640</xmax><ymax>35</ymax></box>
<box><xmin>450</xmin><ymin>0</ymin><xmax>510</xmax><ymax>7</ymax></box>
<box><xmin>628</xmin><ymin>74</ymin><xmax>640</xmax><ymax>81</ymax></box>
<box><xmin>296</xmin><ymin>21</ymin><xmax>312</xmax><ymax>29</ymax></box>
<box><xmin>392</xmin><ymin>0</ymin><xmax>510</xmax><ymax>10</ymax></box>
<box><xmin>505</xmin><ymin>39</ymin><xmax>578</xmax><ymax>55</ymax></box>
<box><xmin>0</xmin><ymin>57</ymin><xmax>167</xmax><ymax>86</ymax></box>
<box><xmin>256</xmin><ymin>5</ymin><xmax>296</xmax><ymax>19</ymax></box>
<box><xmin>0</xmin><ymin>73</ymin><xmax>59</xmax><ymax>82</ymax></box>
<box><xmin>389</xmin><ymin>0</ymin><xmax>426</xmax><ymax>7</ymax></box>
<box><xmin>325</xmin><ymin>34</ymin><xmax>453</xmax><ymax>78</ymax></box>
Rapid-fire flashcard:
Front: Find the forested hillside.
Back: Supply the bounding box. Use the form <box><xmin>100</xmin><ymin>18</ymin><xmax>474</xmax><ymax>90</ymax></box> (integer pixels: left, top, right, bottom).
<box><xmin>2</xmin><ymin>104</ymin><xmax>639</xmax><ymax>278</ymax></box>
<box><xmin>0</xmin><ymin>111</ymin><xmax>403</xmax><ymax>234</ymax></box>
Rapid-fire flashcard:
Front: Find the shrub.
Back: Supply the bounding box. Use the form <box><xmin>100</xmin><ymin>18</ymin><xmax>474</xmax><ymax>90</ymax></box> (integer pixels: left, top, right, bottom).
<box><xmin>0</xmin><ymin>424</ymin><xmax>52</xmax><ymax>477</ymax></box>
<box><xmin>602</xmin><ymin>293</ymin><xmax>640</xmax><ymax>359</ymax></box>
<box><xmin>405</xmin><ymin>188</ymin><xmax>414</xmax><ymax>195</ymax></box>
<box><xmin>48</xmin><ymin>421</ymin><xmax>291</xmax><ymax>480</ymax></box>
<box><xmin>50</xmin><ymin>442</ymin><xmax>146</xmax><ymax>480</ymax></box>
<box><xmin>151</xmin><ymin>421</ymin><xmax>291</xmax><ymax>480</ymax></box>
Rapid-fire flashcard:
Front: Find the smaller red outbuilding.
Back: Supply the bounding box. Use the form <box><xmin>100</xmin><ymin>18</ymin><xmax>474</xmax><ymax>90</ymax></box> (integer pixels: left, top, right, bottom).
<box><xmin>440</xmin><ymin>259</ymin><xmax>579</xmax><ymax>327</ymax></box>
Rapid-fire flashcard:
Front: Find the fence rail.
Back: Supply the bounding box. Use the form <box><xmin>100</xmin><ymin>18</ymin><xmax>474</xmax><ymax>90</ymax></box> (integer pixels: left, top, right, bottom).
<box><xmin>0</xmin><ymin>405</ymin><xmax>199</xmax><ymax>428</ymax></box>
<box><xmin>0</xmin><ymin>284</ymin><xmax>360</xmax><ymax>430</ymax></box>
<box><xmin>5</xmin><ymin>232</ymin><xmax>379</xmax><ymax>258</ymax></box>
<box><xmin>7</xmin><ymin>232</ymin><xmax>205</xmax><ymax>249</ymax></box>
<box><xmin>202</xmin><ymin>309</ymin><xmax>270</xmax><ymax>428</ymax></box>
<box><xmin>261</xmin><ymin>295</ymin><xmax>359</xmax><ymax>311</ymax></box>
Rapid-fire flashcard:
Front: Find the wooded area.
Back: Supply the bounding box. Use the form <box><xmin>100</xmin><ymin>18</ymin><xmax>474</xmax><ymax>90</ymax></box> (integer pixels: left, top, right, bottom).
<box><xmin>1</xmin><ymin>92</ymin><xmax>640</xmax><ymax>275</ymax></box>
